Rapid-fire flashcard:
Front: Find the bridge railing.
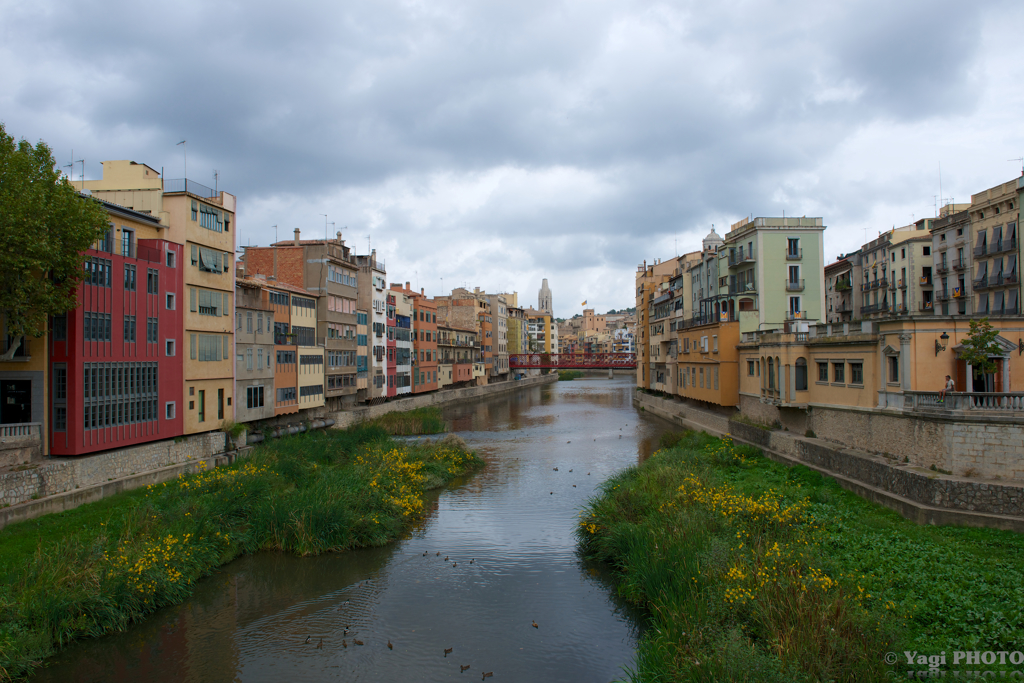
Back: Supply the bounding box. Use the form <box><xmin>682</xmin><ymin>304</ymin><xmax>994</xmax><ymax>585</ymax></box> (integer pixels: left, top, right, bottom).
<box><xmin>509</xmin><ymin>353</ymin><xmax>637</xmax><ymax>369</ymax></box>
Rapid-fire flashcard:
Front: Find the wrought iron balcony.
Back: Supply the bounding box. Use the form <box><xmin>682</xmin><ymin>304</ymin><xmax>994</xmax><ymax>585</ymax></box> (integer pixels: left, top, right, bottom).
<box><xmin>786</xmin><ymin>248</ymin><xmax>803</xmax><ymax>260</ymax></box>
<box><xmin>785</xmin><ymin>279</ymin><xmax>805</xmax><ymax>291</ymax></box>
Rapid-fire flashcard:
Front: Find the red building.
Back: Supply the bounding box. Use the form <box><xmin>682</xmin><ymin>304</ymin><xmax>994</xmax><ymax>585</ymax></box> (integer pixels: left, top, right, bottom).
<box><xmin>49</xmin><ymin>200</ymin><xmax>184</xmax><ymax>456</ymax></box>
<box><xmin>391</xmin><ymin>284</ymin><xmax>438</xmax><ymax>394</ymax></box>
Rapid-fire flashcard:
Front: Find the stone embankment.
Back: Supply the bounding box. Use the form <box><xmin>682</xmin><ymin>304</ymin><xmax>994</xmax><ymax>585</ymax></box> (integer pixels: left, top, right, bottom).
<box><xmin>635</xmin><ymin>390</ymin><xmax>1024</xmax><ymax>533</ymax></box>
<box><xmin>0</xmin><ymin>374</ymin><xmax>558</xmax><ymax>530</ymax></box>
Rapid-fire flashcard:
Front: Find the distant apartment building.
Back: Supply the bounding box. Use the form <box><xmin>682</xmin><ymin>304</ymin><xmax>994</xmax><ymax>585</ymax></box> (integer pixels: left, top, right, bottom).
<box><xmin>266</xmin><ymin>281</ymin><xmax>310</xmax><ymax>417</ymax></box>
<box><xmin>234</xmin><ymin>277</ymin><xmax>275</xmax><ymax>424</ymax></box>
<box><xmin>437</xmin><ymin>324</ymin><xmax>479</xmax><ymax>387</ymax></box>
<box><xmin>485</xmin><ymin>292</ymin><xmax>510</xmax><ymax>381</ymax></box>
<box><xmin>390</xmin><ymin>284</ymin><xmax>438</xmax><ymax>394</ymax></box>
<box><xmin>506</xmin><ymin>305</ymin><xmax>528</xmax><ymax>354</ymax></box>
<box><xmin>634</xmin><ymin>257</ymin><xmax>678</xmax><ymax>389</ymax></box>
<box><xmin>824</xmin><ymin>255</ymin><xmax>856</xmax><ymax>323</ymax></box>
<box><xmin>857</xmin><ymin>225</ymin><xmax>933</xmax><ymax>319</ymax></box>
<box><xmin>719</xmin><ymin>217</ymin><xmax>826</xmax><ymax>330</ymax></box>
<box><xmin>931</xmin><ymin>208</ymin><xmax>973</xmax><ymax>315</ymax></box>
<box><xmin>83</xmin><ymin>160</ymin><xmax>237</xmax><ymax>435</ymax></box>
<box><xmin>355</xmin><ymin>251</ymin><xmax>388</xmax><ymax>403</ymax></box>
<box><xmin>385</xmin><ymin>289</ymin><xmax>398</xmax><ymax>397</ymax></box>
<box><xmin>392</xmin><ymin>287</ymin><xmax>413</xmax><ymax>396</ymax></box>
<box><xmin>968</xmin><ymin>180</ymin><xmax>1020</xmax><ymax>317</ymax></box>
<box><xmin>242</xmin><ymin>230</ymin><xmax>360</xmax><ymax>409</ymax></box>
<box><xmin>46</xmin><ymin>198</ymin><xmax>184</xmax><ymax>456</ymax></box>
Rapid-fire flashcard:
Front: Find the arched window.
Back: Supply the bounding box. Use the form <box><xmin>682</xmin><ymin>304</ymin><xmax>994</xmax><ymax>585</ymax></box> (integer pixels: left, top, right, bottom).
<box><xmin>795</xmin><ymin>357</ymin><xmax>808</xmax><ymax>391</ymax></box>
<box><xmin>767</xmin><ymin>357</ymin><xmax>775</xmax><ymax>389</ymax></box>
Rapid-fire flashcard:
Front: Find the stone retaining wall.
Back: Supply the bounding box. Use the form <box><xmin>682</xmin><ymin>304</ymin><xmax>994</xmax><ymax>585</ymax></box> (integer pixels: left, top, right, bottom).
<box><xmin>0</xmin><ymin>431</ymin><xmax>233</xmax><ymax>508</ymax></box>
<box><xmin>0</xmin><ymin>375</ymin><xmax>558</xmax><ymax>512</ymax></box>
<box><xmin>736</xmin><ymin>394</ymin><xmax>1024</xmax><ymax>481</ymax></box>
<box><xmin>636</xmin><ymin>390</ymin><xmax>1024</xmax><ymax>528</ymax></box>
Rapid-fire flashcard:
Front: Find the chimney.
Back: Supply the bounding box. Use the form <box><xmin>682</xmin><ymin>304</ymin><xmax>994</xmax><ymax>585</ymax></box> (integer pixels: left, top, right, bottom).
<box><xmin>420</xmin><ymin>288</ymin><xmax>424</xmax><ymax>295</ymax></box>
<box><xmin>293</xmin><ymin>228</ymin><xmax>300</xmax><ymax>245</ymax></box>
<box><xmin>405</xmin><ymin>281</ymin><xmax>410</xmax><ymax>291</ymax></box>
<box><xmin>336</xmin><ymin>230</ymin><xmax>342</xmax><ymax>241</ymax></box>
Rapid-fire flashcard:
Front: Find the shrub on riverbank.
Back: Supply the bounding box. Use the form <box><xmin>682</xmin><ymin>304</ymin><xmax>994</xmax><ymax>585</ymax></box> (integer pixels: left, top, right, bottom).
<box><xmin>578</xmin><ymin>431</ymin><xmax>1024</xmax><ymax>681</ymax></box>
<box><xmin>0</xmin><ymin>427</ymin><xmax>481</xmax><ymax>681</ymax></box>
<box><xmin>367</xmin><ymin>406</ymin><xmax>447</xmax><ymax>435</ymax></box>
<box><xmin>558</xmin><ymin>370</ymin><xmax>584</xmax><ymax>381</ymax></box>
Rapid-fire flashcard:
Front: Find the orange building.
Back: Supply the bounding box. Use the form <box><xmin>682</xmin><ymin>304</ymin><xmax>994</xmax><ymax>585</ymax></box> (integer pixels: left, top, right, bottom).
<box><xmin>264</xmin><ymin>281</ymin><xmax>313</xmax><ymax>416</ymax></box>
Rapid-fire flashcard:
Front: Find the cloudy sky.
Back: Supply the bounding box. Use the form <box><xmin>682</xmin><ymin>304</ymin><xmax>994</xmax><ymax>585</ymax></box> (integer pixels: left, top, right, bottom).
<box><xmin>3</xmin><ymin>0</ymin><xmax>1022</xmax><ymax>317</ymax></box>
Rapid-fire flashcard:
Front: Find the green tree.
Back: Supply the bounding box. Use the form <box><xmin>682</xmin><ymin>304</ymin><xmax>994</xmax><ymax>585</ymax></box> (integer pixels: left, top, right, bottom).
<box><xmin>0</xmin><ymin>124</ymin><xmax>109</xmax><ymax>360</ymax></box>
<box><xmin>958</xmin><ymin>317</ymin><xmax>1002</xmax><ymax>377</ymax></box>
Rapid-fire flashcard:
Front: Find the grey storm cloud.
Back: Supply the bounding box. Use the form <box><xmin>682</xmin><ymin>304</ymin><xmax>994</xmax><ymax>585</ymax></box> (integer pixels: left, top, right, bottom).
<box><xmin>1</xmin><ymin>0</ymin><xmax>1019</xmax><ymax>316</ymax></box>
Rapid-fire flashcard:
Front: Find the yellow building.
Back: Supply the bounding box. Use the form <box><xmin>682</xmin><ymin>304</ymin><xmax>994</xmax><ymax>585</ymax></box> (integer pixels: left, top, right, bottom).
<box><xmin>675</xmin><ymin>321</ymin><xmax>741</xmax><ymax>406</ymax></box>
<box><xmin>292</xmin><ymin>293</ymin><xmax>325</xmax><ymax>410</ymax></box>
<box><xmin>736</xmin><ymin>317</ymin><xmax>1024</xmax><ymax>419</ymax></box>
<box><xmin>85</xmin><ymin>161</ymin><xmax>237</xmax><ymax>434</ymax></box>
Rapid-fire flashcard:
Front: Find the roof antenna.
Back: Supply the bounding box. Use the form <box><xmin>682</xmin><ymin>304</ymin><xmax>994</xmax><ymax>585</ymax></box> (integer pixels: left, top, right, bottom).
<box><xmin>177</xmin><ymin>140</ymin><xmax>186</xmax><ymax>181</ymax></box>
<box><xmin>1010</xmin><ymin>157</ymin><xmax>1024</xmax><ymax>176</ymax></box>
<box><xmin>213</xmin><ymin>169</ymin><xmax>219</xmax><ymax>193</ymax></box>
<box><xmin>272</xmin><ymin>225</ymin><xmax>278</xmax><ymax>243</ymax></box>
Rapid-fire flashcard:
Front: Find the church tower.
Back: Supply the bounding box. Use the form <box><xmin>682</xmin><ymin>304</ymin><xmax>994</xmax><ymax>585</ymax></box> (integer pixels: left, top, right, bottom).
<box><xmin>538</xmin><ymin>278</ymin><xmax>553</xmax><ymax>315</ymax></box>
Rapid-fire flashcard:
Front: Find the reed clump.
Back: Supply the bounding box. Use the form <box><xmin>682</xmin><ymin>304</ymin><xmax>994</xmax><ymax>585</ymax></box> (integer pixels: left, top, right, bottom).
<box><xmin>579</xmin><ymin>430</ymin><xmax>1024</xmax><ymax>681</ymax></box>
<box><xmin>367</xmin><ymin>406</ymin><xmax>447</xmax><ymax>435</ymax></box>
<box><xmin>557</xmin><ymin>370</ymin><xmax>584</xmax><ymax>381</ymax></box>
<box><xmin>0</xmin><ymin>424</ymin><xmax>481</xmax><ymax>680</ymax></box>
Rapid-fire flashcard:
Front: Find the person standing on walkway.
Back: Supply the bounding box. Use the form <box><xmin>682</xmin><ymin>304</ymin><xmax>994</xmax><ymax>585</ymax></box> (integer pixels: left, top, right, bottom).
<box><xmin>939</xmin><ymin>375</ymin><xmax>954</xmax><ymax>403</ymax></box>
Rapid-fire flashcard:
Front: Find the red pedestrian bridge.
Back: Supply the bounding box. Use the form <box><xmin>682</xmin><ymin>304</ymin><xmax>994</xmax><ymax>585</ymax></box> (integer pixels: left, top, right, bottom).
<box><xmin>509</xmin><ymin>353</ymin><xmax>636</xmax><ymax>369</ymax></box>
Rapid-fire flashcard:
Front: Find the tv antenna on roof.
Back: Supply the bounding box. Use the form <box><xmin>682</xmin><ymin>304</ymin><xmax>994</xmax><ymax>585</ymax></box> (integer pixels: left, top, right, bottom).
<box><xmin>1010</xmin><ymin>157</ymin><xmax>1024</xmax><ymax>176</ymax></box>
<box><xmin>213</xmin><ymin>170</ymin><xmax>219</xmax><ymax>193</ymax></box>
<box><xmin>177</xmin><ymin>140</ymin><xmax>186</xmax><ymax>180</ymax></box>
<box><xmin>272</xmin><ymin>225</ymin><xmax>278</xmax><ymax>243</ymax></box>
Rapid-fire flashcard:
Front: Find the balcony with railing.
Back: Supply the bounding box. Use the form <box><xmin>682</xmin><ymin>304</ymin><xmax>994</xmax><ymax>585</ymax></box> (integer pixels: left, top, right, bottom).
<box><xmin>993</xmin><ymin>238</ymin><xmax>1018</xmax><ymax>254</ymax></box>
<box><xmin>952</xmin><ymin>259</ymin><xmax>967</xmax><ymax>271</ymax></box>
<box><xmin>163</xmin><ymin>178</ymin><xmax>220</xmax><ymax>199</ymax></box>
<box><xmin>918</xmin><ymin>275</ymin><xmax>932</xmax><ymax>286</ymax></box>
<box><xmin>786</xmin><ymin>248</ymin><xmax>803</xmax><ymax>260</ymax></box>
<box><xmin>728</xmin><ymin>281</ymin><xmax>757</xmax><ymax>295</ymax></box>
<box><xmin>973</xmin><ymin>243</ymin><xmax>988</xmax><ymax>257</ymax></box>
<box><xmin>898</xmin><ymin>279</ymin><xmax>908</xmax><ymax>289</ymax></box>
<box><xmin>974</xmin><ymin>274</ymin><xmax>993</xmax><ymax>290</ymax></box>
<box><xmin>860</xmin><ymin>303</ymin><xmax>879</xmax><ymax>314</ymax></box>
<box><xmin>727</xmin><ymin>248</ymin><xmax>756</xmax><ymax>267</ymax></box>
<box><xmin>904</xmin><ymin>391</ymin><xmax>1024</xmax><ymax>413</ymax></box>
<box><xmin>934</xmin><ymin>264</ymin><xmax>949</xmax><ymax>275</ymax></box>
<box><xmin>919</xmin><ymin>301</ymin><xmax>934</xmax><ymax>312</ymax></box>
<box><xmin>785</xmin><ymin>279</ymin><xmax>805</xmax><ymax>291</ymax></box>
<box><xmin>784</xmin><ymin>310</ymin><xmax>808</xmax><ymax>320</ymax></box>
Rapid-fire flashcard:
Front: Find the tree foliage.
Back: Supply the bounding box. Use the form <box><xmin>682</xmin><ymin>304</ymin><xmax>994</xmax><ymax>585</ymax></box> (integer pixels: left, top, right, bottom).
<box><xmin>0</xmin><ymin>123</ymin><xmax>109</xmax><ymax>359</ymax></box>
<box><xmin>958</xmin><ymin>317</ymin><xmax>1002</xmax><ymax>378</ymax></box>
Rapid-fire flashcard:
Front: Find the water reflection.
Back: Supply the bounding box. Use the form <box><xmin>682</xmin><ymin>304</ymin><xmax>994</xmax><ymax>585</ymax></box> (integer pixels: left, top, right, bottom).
<box><xmin>34</xmin><ymin>378</ymin><xmax>674</xmax><ymax>683</ymax></box>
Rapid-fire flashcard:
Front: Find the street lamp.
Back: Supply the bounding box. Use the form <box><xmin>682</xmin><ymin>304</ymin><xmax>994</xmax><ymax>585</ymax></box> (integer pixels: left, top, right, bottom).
<box><xmin>934</xmin><ymin>331</ymin><xmax>950</xmax><ymax>356</ymax></box>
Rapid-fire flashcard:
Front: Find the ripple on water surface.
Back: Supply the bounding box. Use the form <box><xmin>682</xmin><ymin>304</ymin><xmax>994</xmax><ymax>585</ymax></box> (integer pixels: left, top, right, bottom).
<box><xmin>32</xmin><ymin>378</ymin><xmax>673</xmax><ymax>683</ymax></box>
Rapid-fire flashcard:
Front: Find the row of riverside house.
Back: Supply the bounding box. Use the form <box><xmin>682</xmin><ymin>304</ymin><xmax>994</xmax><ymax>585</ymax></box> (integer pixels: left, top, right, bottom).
<box><xmin>635</xmin><ymin>174</ymin><xmax>1024</xmax><ymax>426</ymax></box>
<box><xmin>0</xmin><ymin>159</ymin><xmax>555</xmax><ymax>459</ymax></box>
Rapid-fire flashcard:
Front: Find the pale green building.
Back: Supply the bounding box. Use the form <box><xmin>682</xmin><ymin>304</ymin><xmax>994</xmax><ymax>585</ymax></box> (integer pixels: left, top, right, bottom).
<box><xmin>718</xmin><ymin>217</ymin><xmax>826</xmax><ymax>334</ymax></box>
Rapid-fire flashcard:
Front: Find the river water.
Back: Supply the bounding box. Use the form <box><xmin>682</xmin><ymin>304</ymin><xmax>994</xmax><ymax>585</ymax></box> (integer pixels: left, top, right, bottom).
<box><xmin>34</xmin><ymin>377</ymin><xmax>673</xmax><ymax>683</ymax></box>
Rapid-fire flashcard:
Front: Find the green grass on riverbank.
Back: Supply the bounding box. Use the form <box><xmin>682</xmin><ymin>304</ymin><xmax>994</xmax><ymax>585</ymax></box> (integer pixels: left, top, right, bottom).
<box><xmin>558</xmin><ymin>370</ymin><xmax>584</xmax><ymax>381</ymax></box>
<box><xmin>367</xmin><ymin>406</ymin><xmax>447</xmax><ymax>435</ymax></box>
<box><xmin>0</xmin><ymin>426</ymin><xmax>481</xmax><ymax>681</ymax></box>
<box><xmin>578</xmin><ymin>430</ymin><xmax>1024</xmax><ymax>682</ymax></box>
